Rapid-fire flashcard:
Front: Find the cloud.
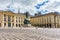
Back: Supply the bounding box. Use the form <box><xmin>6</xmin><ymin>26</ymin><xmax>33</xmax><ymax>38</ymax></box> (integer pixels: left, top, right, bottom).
<box><xmin>0</xmin><ymin>0</ymin><xmax>45</xmax><ymax>15</ymax></box>
<box><xmin>46</xmin><ymin>1</ymin><xmax>60</xmax><ymax>12</ymax></box>
<box><xmin>35</xmin><ymin>0</ymin><xmax>49</xmax><ymax>9</ymax></box>
<box><xmin>16</xmin><ymin>0</ymin><xmax>35</xmax><ymax>6</ymax></box>
<box><xmin>0</xmin><ymin>0</ymin><xmax>60</xmax><ymax>15</ymax></box>
<box><xmin>0</xmin><ymin>0</ymin><xmax>38</xmax><ymax>15</ymax></box>
<box><xmin>36</xmin><ymin>0</ymin><xmax>60</xmax><ymax>14</ymax></box>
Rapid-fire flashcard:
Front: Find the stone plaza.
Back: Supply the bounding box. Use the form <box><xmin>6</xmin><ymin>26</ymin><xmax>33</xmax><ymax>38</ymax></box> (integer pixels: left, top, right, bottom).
<box><xmin>0</xmin><ymin>28</ymin><xmax>60</xmax><ymax>40</ymax></box>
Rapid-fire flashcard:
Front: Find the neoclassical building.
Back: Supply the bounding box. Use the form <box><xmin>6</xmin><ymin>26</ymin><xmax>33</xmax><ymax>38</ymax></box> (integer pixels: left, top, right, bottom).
<box><xmin>0</xmin><ymin>11</ymin><xmax>25</xmax><ymax>29</ymax></box>
<box><xmin>30</xmin><ymin>12</ymin><xmax>60</xmax><ymax>28</ymax></box>
<box><xmin>0</xmin><ymin>11</ymin><xmax>60</xmax><ymax>28</ymax></box>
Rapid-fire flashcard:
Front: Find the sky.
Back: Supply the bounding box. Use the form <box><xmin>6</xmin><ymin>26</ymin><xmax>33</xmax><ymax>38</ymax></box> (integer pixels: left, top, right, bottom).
<box><xmin>0</xmin><ymin>0</ymin><xmax>60</xmax><ymax>15</ymax></box>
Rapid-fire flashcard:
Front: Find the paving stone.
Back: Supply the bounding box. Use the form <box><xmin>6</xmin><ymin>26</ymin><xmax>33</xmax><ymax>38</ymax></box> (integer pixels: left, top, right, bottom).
<box><xmin>0</xmin><ymin>29</ymin><xmax>59</xmax><ymax>40</ymax></box>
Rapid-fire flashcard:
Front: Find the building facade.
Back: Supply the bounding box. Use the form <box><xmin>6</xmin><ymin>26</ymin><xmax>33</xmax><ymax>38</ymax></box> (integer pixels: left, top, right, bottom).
<box><xmin>0</xmin><ymin>11</ymin><xmax>25</xmax><ymax>29</ymax></box>
<box><xmin>30</xmin><ymin>12</ymin><xmax>60</xmax><ymax>28</ymax></box>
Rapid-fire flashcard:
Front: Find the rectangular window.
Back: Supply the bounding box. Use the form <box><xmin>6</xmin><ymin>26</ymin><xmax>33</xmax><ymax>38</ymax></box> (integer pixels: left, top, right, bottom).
<box><xmin>0</xmin><ymin>23</ymin><xmax>1</xmax><ymax>27</ymax></box>
<box><xmin>8</xmin><ymin>16</ymin><xmax>11</xmax><ymax>21</ymax></box>
<box><xmin>16</xmin><ymin>17</ymin><xmax>18</xmax><ymax>22</ymax></box>
<box><xmin>4</xmin><ymin>18</ymin><xmax>6</xmax><ymax>21</ymax></box>
<box><xmin>12</xmin><ymin>23</ymin><xmax>14</xmax><ymax>27</ymax></box>
<box><xmin>4</xmin><ymin>23</ymin><xmax>6</xmax><ymax>27</ymax></box>
<box><xmin>12</xmin><ymin>16</ymin><xmax>14</xmax><ymax>18</ymax></box>
<box><xmin>16</xmin><ymin>20</ymin><xmax>17</xmax><ymax>22</ymax></box>
<box><xmin>12</xmin><ymin>16</ymin><xmax>14</xmax><ymax>22</ymax></box>
<box><xmin>4</xmin><ymin>14</ymin><xmax>6</xmax><ymax>21</ymax></box>
<box><xmin>16</xmin><ymin>24</ymin><xmax>18</xmax><ymax>27</ymax></box>
<box><xmin>19</xmin><ymin>17</ymin><xmax>20</xmax><ymax>22</ymax></box>
<box><xmin>19</xmin><ymin>24</ymin><xmax>20</xmax><ymax>27</ymax></box>
<box><xmin>19</xmin><ymin>20</ymin><xmax>20</xmax><ymax>22</ymax></box>
<box><xmin>8</xmin><ymin>23</ymin><xmax>11</xmax><ymax>27</ymax></box>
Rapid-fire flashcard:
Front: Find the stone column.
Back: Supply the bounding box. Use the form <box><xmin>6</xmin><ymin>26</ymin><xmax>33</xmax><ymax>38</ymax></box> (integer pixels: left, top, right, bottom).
<box><xmin>20</xmin><ymin>17</ymin><xmax>22</xmax><ymax>27</ymax></box>
<box><xmin>2</xmin><ymin>14</ymin><xmax>4</xmax><ymax>28</ymax></box>
<box><xmin>13</xmin><ymin>16</ymin><xmax>16</xmax><ymax>29</ymax></box>
<box><xmin>54</xmin><ymin>15</ymin><xmax>57</xmax><ymax>28</ymax></box>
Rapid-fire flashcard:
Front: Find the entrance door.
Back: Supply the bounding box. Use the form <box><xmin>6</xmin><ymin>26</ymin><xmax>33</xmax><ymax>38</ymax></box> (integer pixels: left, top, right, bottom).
<box><xmin>8</xmin><ymin>23</ymin><xmax>11</xmax><ymax>27</ymax></box>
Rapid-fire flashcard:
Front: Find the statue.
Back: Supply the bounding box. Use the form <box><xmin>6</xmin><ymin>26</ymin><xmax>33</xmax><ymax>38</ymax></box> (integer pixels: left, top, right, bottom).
<box><xmin>24</xmin><ymin>19</ymin><xmax>30</xmax><ymax>24</ymax></box>
<box><xmin>24</xmin><ymin>12</ymin><xmax>31</xmax><ymax>26</ymax></box>
<box><xmin>26</xmin><ymin>12</ymin><xmax>29</xmax><ymax>18</ymax></box>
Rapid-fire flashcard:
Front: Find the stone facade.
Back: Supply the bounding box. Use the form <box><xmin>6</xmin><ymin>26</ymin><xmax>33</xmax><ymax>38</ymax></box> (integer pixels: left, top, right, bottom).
<box><xmin>0</xmin><ymin>11</ymin><xmax>25</xmax><ymax>29</ymax></box>
<box><xmin>30</xmin><ymin>12</ymin><xmax>60</xmax><ymax>28</ymax></box>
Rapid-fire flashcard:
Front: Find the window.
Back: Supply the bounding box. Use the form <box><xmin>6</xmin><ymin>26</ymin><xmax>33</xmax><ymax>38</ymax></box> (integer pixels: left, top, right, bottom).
<box><xmin>12</xmin><ymin>23</ymin><xmax>14</xmax><ymax>27</ymax></box>
<box><xmin>16</xmin><ymin>17</ymin><xmax>18</xmax><ymax>22</ymax></box>
<box><xmin>19</xmin><ymin>20</ymin><xmax>20</xmax><ymax>22</ymax></box>
<box><xmin>19</xmin><ymin>24</ymin><xmax>20</xmax><ymax>27</ymax></box>
<box><xmin>12</xmin><ymin>16</ymin><xmax>14</xmax><ymax>18</ymax></box>
<box><xmin>19</xmin><ymin>17</ymin><xmax>20</xmax><ymax>22</ymax></box>
<box><xmin>0</xmin><ymin>23</ymin><xmax>1</xmax><ymax>27</ymax></box>
<box><xmin>8</xmin><ymin>23</ymin><xmax>11</xmax><ymax>27</ymax></box>
<box><xmin>16</xmin><ymin>24</ymin><xmax>18</xmax><ymax>27</ymax></box>
<box><xmin>12</xmin><ymin>16</ymin><xmax>14</xmax><ymax>22</ymax></box>
<box><xmin>4</xmin><ymin>23</ymin><xmax>6</xmax><ymax>27</ymax></box>
<box><xmin>4</xmin><ymin>14</ymin><xmax>6</xmax><ymax>21</ymax></box>
<box><xmin>8</xmin><ymin>16</ymin><xmax>11</xmax><ymax>21</ymax></box>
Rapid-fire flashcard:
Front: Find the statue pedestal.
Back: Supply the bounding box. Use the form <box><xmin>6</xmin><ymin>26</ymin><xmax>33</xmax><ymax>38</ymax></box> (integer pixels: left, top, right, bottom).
<box><xmin>27</xmin><ymin>24</ymin><xmax>31</xmax><ymax>27</ymax></box>
<box><xmin>24</xmin><ymin>23</ymin><xmax>31</xmax><ymax>27</ymax></box>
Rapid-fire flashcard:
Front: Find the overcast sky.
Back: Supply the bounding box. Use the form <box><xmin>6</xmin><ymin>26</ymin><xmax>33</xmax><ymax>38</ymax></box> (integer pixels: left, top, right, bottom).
<box><xmin>0</xmin><ymin>0</ymin><xmax>60</xmax><ymax>15</ymax></box>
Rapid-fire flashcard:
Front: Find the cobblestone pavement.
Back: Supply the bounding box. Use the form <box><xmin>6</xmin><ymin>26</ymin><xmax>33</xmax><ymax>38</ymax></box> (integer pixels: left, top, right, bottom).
<box><xmin>0</xmin><ymin>28</ymin><xmax>60</xmax><ymax>40</ymax></box>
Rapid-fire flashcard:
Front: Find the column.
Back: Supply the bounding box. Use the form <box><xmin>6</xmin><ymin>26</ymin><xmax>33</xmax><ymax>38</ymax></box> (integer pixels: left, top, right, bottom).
<box><xmin>2</xmin><ymin>14</ymin><xmax>4</xmax><ymax>28</ymax></box>
<box><xmin>54</xmin><ymin>16</ymin><xmax>57</xmax><ymax>28</ymax></box>
<box><xmin>20</xmin><ymin>17</ymin><xmax>21</xmax><ymax>27</ymax></box>
<box><xmin>14</xmin><ymin>16</ymin><xmax>16</xmax><ymax>28</ymax></box>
